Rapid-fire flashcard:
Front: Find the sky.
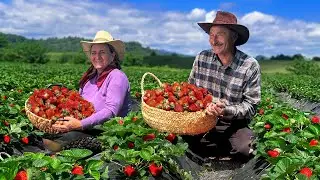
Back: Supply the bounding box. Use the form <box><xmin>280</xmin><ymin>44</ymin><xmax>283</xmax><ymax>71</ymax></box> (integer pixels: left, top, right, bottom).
<box><xmin>0</xmin><ymin>0</ymin><xmax>319</xmax><ymax>58</ymax></box>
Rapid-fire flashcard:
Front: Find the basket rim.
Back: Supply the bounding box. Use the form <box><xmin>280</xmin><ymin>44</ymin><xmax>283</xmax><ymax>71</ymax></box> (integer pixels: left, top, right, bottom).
<box><xmin>25</xmin><ymin>98</ymin><xmax>52</xmax><ymax>123</ymax></box>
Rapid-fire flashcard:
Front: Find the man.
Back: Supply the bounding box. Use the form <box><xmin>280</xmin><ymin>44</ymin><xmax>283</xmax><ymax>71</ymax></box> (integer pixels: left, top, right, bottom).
<box><xmin>185</xmin><ymin>11</ymin><xmax>261</xmax><ymax>162</ymax></box>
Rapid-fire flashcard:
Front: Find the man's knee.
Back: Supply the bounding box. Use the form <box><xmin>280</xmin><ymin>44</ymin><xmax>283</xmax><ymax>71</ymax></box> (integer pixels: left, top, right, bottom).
<box><xmin>229</xmin><ymin>128</ymin><xmax>254</xmax><ymax>156</ymax></box>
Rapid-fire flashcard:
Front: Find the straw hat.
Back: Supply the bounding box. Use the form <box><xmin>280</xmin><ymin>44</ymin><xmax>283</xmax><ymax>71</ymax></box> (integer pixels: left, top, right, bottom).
<box><xmin>80</xmin><ymin>30</ymin><xmax>125</xmax><ymax>60</ymax></box>
<box><xmin>197</xmin><ymin>11</ymin><xmax>249</xmax><ymax>46</ymax></box>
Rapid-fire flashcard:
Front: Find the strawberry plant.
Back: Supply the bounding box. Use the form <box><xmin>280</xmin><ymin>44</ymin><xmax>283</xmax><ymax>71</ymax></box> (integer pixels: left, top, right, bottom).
<box><xmin>97</xmin><ymin>112</ymin><xmax>192</xmax><ymax>179</ymax></box>
<box><xmin>0</xmin><ymin>148</ymin><xmax>108</xmax><ymax>180</ymax></box>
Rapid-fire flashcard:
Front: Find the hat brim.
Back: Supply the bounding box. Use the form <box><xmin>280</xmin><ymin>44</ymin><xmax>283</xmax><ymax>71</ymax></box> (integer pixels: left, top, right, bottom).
<box><xmin>80</xmin><ymin>40</ymin><xmax>125</xmax><ymax>61</ymax></box>
<box><xmin>197</xmin><ymin>22</ymin><xmax>249</xmax><ymax>46</ymax></box>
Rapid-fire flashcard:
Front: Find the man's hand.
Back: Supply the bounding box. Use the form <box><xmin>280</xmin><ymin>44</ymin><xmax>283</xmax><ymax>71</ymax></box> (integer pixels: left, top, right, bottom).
<box><xmin>205</xmin><ymin>100</ymin><xmax>226</xmax><ymax>117</ymax></box>
<box><xmin>52</xmin><ymin>117</ymin><xmax>82</xmax><ymax>133</ymax></box>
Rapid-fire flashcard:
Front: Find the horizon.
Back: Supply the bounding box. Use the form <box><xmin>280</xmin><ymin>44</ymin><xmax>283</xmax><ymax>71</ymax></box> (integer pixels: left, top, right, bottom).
<box><xmin>0</xmin><ymin>0</ymin><xmax>319</xmax><ymax>58</ymax></box>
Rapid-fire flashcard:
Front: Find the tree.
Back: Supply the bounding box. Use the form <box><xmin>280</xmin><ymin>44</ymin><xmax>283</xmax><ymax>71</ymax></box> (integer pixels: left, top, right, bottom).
<box><xmin>0</xmin><ymin>34</ymin><xmax>8</xmax><ymax>48</ymax></box>
<box><xmin>312</xmin><ymin>56</ymin><xmax>320</xmax><ymax>61</ymax></box>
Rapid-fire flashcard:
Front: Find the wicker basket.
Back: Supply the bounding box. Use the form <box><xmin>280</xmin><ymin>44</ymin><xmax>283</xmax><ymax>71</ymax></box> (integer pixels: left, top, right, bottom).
<box><xmin>141</xmin><ymin>72</ymin><xmax>217</xmax><ymax>135</ymax></box>
<box><xmin>25</xmin><ymin>99</ymin><xmax>62</xmax><ymax>134</ymax></box>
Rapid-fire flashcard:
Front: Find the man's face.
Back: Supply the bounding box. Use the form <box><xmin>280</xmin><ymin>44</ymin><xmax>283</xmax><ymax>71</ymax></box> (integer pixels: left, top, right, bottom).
<box><xmin>209</xmin><ymin>26</ymin><xmax>234</xmax><ymax>55</ymax></box>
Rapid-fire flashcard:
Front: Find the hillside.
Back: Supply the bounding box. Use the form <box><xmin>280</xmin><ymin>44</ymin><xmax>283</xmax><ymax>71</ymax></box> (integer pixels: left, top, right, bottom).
<box><xmin>0</xmin><ymin>32</ymin><xmax>171</xmax><ymax>56</ymax></box>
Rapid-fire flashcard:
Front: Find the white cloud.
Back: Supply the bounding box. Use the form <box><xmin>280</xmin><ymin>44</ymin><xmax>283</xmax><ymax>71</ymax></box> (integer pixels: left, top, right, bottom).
<box><xmin>0</xmin><ymin>0</ymin><xmax>319</xmax><ymax>57</ymax></box>
<box><xmin>241</xmin><ymin>11</ymin><xmax>275</xmax><ymax>25</ymax></box>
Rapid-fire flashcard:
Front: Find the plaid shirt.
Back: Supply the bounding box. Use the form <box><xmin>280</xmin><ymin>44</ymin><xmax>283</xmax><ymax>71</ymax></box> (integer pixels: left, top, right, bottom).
<box><xmin>188</xmin><ymin>49</ymin><xmax>261</xmax><ymax>122</ymax></box>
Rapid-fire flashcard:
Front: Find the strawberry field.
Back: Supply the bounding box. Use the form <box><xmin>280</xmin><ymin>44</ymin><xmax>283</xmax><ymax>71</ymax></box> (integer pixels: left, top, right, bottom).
<box><xmin>1</xmin><ymin>61</ymin><xmax>320</xmax><ymax>179</ymax></box>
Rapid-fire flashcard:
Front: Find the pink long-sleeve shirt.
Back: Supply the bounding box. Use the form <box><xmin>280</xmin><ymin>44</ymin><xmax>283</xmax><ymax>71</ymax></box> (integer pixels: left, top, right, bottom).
<box><xmin>79</xmin><ymin>69</ymin><xmax>131</xmax><ymax>129</ymax></box>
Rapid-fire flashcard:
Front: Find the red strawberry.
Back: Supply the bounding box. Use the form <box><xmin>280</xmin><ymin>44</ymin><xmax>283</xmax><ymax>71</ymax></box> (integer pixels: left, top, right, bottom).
<box><xmin>168</xmin><ymin>95</ymin><xmax>177</xmax><ymax>103</ymax></box>
<box><xmin>21</xmin><ymin>137</ymin><xmax>29</xmax><ymax>144</ymax></box>
<box><xmin>174</xmin><ymin>103</ymin><xmax>184</xmax><ymax>112</ymax></box>
<box><xmin>3</xmin><ymin>121</ymin><xmax>9</xmax><ymax>126</ymax></box>
<box><xmin>258</xmin><ymin>109</ymin><xmax>264</xmax><ymax>115</ymax></box>
<box><xmin>282</xmin><ymin>113</ymin><xmax>289</xmax><ymax>120</ymax></box>
<box><xmin>3</xmin><ymin>135</ymin><xmax>10</xmax><ymax>144</ymax></box>
<box><xmin>267</xmin><ymin>105</ymin><xmax>273</xmax><ymax>109</ymax></box>
<box><xmin>128</xmin><ymin>142</ymin><xmax>135</xmax><ymax>149</ymax></box>
<box><xmin>113</xmin><ymin>145</ymin><xmax>119</xmax><ymax>150</ymax></box>
<box><xmin>165</xmin><ymin>133</ymin><xmax>176</xmax><ymax>143</ymax></box>
<box><xmin>311</xmin><ymin>116</ymin><xmax>320</xmax><ymax>124</ymax></box>
<box><xmin>267</xmin><ymin>150</ymin><xmax>280</xmax><ymax>158</ymax></box>
<box><xmin>10</xmin><ymin>104</ymin><xmax>14</xmax><ymax>107</ymax></box>
<box><xmin>282</xmin><ymin>128</ymin><xmax>291</xmax><ymax>133</ymax></box>
<box><xmin>310</xmin><ymin>139</ymin><xmax>318</xmax><ymax>146</ymax></box>
<box><xmin>132</xmin><ymin>116</ymin><xmax>138</xmax><ymax>122</ymax></box>
<box><xmin>188</xmin><ymin>104</ymin><xmax>199</xmax><ymax>112</ymax></box>
<box><xmin>2</xmin><ymin>95</ymin><xmax>7</xmax><ymax>100</ymax></box>
<box><xmin>300</xmin><ymin>167</ymin><xmax>312</xmax><ymax>178</ymax></box>
<box><xmin>124</xmin><ymin>165</ymin><xmax>136</xmax><ymax>177</ymax></box>
<box><xmin>71</xmin><ymin>165</ymin><xmax>84</xmax><ymax>175</ymax></box>
<box><xmin>264</xmin><ymin>123</ymin><xmax>271</xmax><ymax>130</ymax></box>
<box><xmin>143</xmin><ymin>133</ymin><xmax>156</xmax><ymax>141</ymax></box>
<box><xmin>118</xmin><ymin>119</ymin><xmax>124</xmax><ymax>125</ymax></box>
<box><xmin>14</xmin><ymin>170</ymin><xmax>27</xmax><ymax>180</ymax></box>
<box><xmin>148</xmin><ymin>163</ymin><xmax>163</xmax><ymax>176</ymax></box>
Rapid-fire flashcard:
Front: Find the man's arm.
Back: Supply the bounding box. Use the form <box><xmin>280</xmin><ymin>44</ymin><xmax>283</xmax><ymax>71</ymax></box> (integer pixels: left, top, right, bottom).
<box><xmin>223</xmin><ymin>63</ymin><xmax>261</xmax><ymax>120</ymax></box>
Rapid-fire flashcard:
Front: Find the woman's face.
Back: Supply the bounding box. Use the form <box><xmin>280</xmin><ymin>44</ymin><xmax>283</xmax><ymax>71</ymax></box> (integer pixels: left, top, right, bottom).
<box><xmin>90</xmin><ymin>44</ymin><xmax>115</xmax><ymax>73</ymax></box>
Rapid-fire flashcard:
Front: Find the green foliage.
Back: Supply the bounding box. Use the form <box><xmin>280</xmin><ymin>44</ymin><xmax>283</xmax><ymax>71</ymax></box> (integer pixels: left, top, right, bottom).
<box><xmin>0</xmin><ymin>34</ymin><xmax>8</xmax><ymax>49</ymax></box>
<box><xmin>286</xmin><ymin>59</ymin><xmax>320</xmax><ymax>77</ymax></box>
<box><xmin>142</xmin><ymin>54</ymin><xmax>195</xmax><ymax>69</ymax></box>
<box><xmin>0</xmin><ymin>41</ymin><xmax>49</xmax><ymax>64</ymax></box>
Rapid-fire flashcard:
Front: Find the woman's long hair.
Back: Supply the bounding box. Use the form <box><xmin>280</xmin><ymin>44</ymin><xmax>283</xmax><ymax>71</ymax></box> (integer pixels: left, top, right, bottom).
<box><xmin>79</xmin><ymin>44</ymin><xmax>122</xmax><ymax>89</ymax></box>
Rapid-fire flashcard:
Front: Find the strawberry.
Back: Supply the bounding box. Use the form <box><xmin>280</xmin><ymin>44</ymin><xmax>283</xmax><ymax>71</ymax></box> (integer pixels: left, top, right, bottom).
<box><xmin>282</xmin><ymin>128</ymin><xmax>291</xmax><ymax>133</ymax></box>
<box><xmin>282</xmin><ymin>113</ymin><xmax>289</xmax><ymax>120</ymax></box>
<box><xmin>132</xmin><ymin>116</ymin><xmax>138</xmax><ymax>122</ymax></box>
<box><xmin>165</xmin><ymin>133</ymin><xmax>176</xmax><ymax>143</ymax></box>
<box><xmin>156</xmin><ymin>96</ymin><xmax>164</xmax><ymax>103</ymax></box>
<box><xmin>268</xmin><ymin>105</ymin><xmax>273</xmax><ymax>109</ymax></box>
<box><xmin>267</xmin><ymin>149</ymin><xmax>280</xmax><ymax>158</ymax></box>
<box><xmin>195</xmin><ymin>100</ymin><xmax>204</xmax><ymax>109</ymax></box>
<box><xmin>143</xmin><ymin>133</ymin><xmax>156</xmax><ymax>141</ymax></box>
<box><xmin>264</xmin><ymin>123</ymin><xmax>271</xmax><ymax>130</ymax></box>
<box><xmin>14</xmin><ymin>170</ymin><xmax>27</xmax><ymax>180</ymax></box>
<box><xmin>188</xmin><ymin>96</ymin><xmax>197</xmax><ymax>104</ymax></box>
<box><xmin>2</xmin><ymin>95</ymin><xmax>7</xmax><ymax>100</ymax></box>
<box><xmin>128</xmin><ymin>142</ymin><xmax>135</xmax><ymax>149</ymax></box>
<box><xmin>195</xmin><ymin>90</ymin><xmax>204</xmax><ymax>100</ymax></box>
<box><xmin>71</xmin><ymin>165</ymin><xmax>84</xmax><ymax>175</ymax></box>
<box><xmin>310</xmin><ymin>139</ymin><xmax>318</xmax><ymax>146</ymax></box>
<box><xmin>168</xmin><ymin>95</ymin><xmax>177</xmax><ymax>103</ymax></box>
<box><xmin>149</xmin><ymin>163</ymin><xmax>163</xmax><ymax>176</ymax></box>
<box><xmin>311</xmin><ymin>116</ymin><xmax>320</xmax><ymax>124</ymax></box>
<box><xmin>124</xmin><ymin>165</ymin><xmax>136</xmax><ymax>177</ymax></box>
<box><xmin>155</xmin><ymin>89</ymin><xmax>164</xmax><ymax>96</ymax></box>
<box><xmin>300</xmin><ymin>167</ymin><xmax>312</xmax><ymax>178</ymax></box>
<box><xmin>21</xmin><ymin>137</ymin><xmax>29</xmax><ymax>144</ymax></box>
<box><xmin>3</xmin><ymin>121</ymin><xmax>9</xmax><ymax>126</ymax></box>
<box><xmin>174</xmin><ymin>103</ymin><xmax>184</xmax><ymax>112</ymax></box>
<box><xmin>3</xmin><ymin>135</ymin><xmax>10</xmax><ymax>144</ymax></box>
<box><xmin>188</xmin><ymin>104</ymin><xmax>200</xmax><ymax>112</ymax></box>
<box><xmin>118</xmin><ymin>119</ymin><xmax>124</xmax><ymax>125</ymax></box>
<box><xmin>258</xmin><ymin>109</ymin><xmax>264</xmax><ymax>115</ymax></box>
<box><xmin>113</xmin><ymin>145</ymin><xmax>119</xmax><ymax>150</ymax></box>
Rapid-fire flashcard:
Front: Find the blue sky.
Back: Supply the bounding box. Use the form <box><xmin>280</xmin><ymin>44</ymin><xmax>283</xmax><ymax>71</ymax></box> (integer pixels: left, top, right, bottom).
<box><xmin>0</xmin><ymin>0</ymin><xmax>319</xmax><ymax>57</ymax></box>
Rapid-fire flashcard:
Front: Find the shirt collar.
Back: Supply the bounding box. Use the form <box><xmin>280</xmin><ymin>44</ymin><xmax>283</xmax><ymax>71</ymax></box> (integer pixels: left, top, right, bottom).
<box><xmin>211</xmin><ymin>48</ymin><xmax>239</xmax><ymax>70</ymax></box>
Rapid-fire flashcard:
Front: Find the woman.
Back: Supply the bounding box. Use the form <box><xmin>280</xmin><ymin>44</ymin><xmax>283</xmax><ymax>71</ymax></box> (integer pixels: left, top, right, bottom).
<box><xmin>44</xmin><ymin>30</ymin><xmax>131</xmax><ymax>152</ymax></box>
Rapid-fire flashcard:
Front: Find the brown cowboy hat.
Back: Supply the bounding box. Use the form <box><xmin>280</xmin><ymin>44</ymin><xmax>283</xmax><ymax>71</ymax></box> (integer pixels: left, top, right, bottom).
<box><xmin>198</xmin><ymin>11</ymin><xmax>249</xmax><ymax>46</ymax></box>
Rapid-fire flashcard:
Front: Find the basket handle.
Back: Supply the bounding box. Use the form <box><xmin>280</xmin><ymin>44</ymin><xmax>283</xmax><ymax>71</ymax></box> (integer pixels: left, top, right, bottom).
<box><xmin>140</xmin><ymin>72</ymin><xmax>163</xmax><ymax>96</ymax></box>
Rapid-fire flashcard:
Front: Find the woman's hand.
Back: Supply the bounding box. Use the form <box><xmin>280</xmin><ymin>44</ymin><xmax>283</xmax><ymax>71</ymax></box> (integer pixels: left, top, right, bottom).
<box><xmin>52</xmin><ymin>117</ymin><xmax>82</xmax><ymax>133</ymax></box>
<box><xmin>205</xmin><ymin>100</ymin><xmax>226</xmax><ymax>117</ymax></box>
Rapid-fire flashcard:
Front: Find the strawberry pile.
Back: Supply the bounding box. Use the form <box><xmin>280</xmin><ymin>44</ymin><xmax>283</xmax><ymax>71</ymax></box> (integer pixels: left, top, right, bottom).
<box><xmin>27</xmin><ymin>86</ymin><xmax>94</xmax><ymax>120</ymax></box>
<box><xmin>143</xmin><ymin>82</ymin><xmax>213</xmax><ymax>112</ymax></box>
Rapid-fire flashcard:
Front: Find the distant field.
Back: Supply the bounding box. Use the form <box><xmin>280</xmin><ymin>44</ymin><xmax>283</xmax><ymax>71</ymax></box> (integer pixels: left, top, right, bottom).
<box><xmin>46</xmin><ymin>53</ymin><xmax>320</xmax><ymax>74</ymax></box>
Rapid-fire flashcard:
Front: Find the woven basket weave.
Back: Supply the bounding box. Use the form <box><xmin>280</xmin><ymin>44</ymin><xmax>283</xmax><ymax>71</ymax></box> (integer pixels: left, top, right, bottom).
<box><xmin>141</xmin><ymin>72</ymin><xmax>217</xmax><ymax>135</ymax></box>
<box><xmin>25</xmin><ymin>99</ymin><xmax>62</xmax><ymax>134</ymax></box>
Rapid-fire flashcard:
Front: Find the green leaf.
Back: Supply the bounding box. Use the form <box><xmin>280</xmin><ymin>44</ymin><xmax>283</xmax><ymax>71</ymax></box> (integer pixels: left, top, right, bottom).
<box><xmin>101</xmin><ymin>166</ymin><xmax>109</xmax><ymax>179</ymax></box>
<box><xmin>86</xmin><ymin>160</ymin><xmax>103</xmax><ymax>172</ymax></box>
<box><xmin>308</xmin><ymin>125</ymin><xmax>320</xmax><ymax>136</ymax></box>
<box><xmin>140</xmin><ymin>148</ymin><xmax>152</xmax><ymax>161</ymax></box>
<box><xmin>32</xmin><ymin>159</ymin><xmax>49</xmax><ymax>167</ymax></box>
<box><xmin>89</xmin><ymin>170</ymin><xmax>100</xmax><ymax>180</ymax></box>
<box><xmin>50</xmin><ymin>158</ymin><xmax>61</xmax><ymax>169</ymax></box>
<box><xmin>301</xmin><ymin>131</ymin><xmax>315</xmax><ymax>138</ymax></box>
<box><xmin>59</xmin><ymin>149</ymin><xmax>92</xmax><ymax>159</ymax></box>
<box><xmin>285</xmin><ymin>134</ymin><xmax>299</xmax><ymax>144</ymax></box>
<box><xmin>9</xmin><ymin>124</ymin><xmax>21</xmax><ymax>133</ymax></box>
<box><xmin>273</xmin><ymin>157</ymin><xmax>291</xmax><ymax>174</ymax></box>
